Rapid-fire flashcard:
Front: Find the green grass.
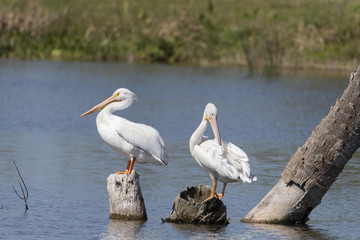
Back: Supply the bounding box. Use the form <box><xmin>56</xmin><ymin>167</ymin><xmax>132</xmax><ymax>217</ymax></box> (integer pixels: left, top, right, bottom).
<box><xmin>1</xmin><ymin>0</ymin><xmax>360</xmax><ymax>73</ymax></box>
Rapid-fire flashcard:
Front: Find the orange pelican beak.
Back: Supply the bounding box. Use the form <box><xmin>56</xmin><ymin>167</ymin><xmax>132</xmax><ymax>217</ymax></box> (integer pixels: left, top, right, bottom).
<box><xmin>80</xmin><ymin>94</ymin><xmax>119</xmax><ymax>117</ymax></box>
<box><xmin>205</xmin><ymin>115</ymin><xmax>222</xmax><ymax>146</ymax></box>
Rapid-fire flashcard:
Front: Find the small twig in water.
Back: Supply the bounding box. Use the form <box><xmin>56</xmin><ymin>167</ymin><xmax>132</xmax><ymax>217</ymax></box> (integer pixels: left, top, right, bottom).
<box><xmin>12</xmin><ymin>161</ymin><xmax>29</xmax><ymax>210</ymax></box>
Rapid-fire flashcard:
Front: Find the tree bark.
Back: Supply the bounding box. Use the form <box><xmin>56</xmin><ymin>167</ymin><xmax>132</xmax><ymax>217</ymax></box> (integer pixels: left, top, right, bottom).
<box><xmin>107</xmin><ymin>170</ymin><xmax>147</xmax><ymax>220</ymax></box>
<box><xmin>163</xmin><ymin>184</ymin><xmax>228</xmax><ymax>225</ymax></box>
<box><xmin>242</xmin><ymin>66</ymin><xmax>360</xmax><ymax>224</ymax></box>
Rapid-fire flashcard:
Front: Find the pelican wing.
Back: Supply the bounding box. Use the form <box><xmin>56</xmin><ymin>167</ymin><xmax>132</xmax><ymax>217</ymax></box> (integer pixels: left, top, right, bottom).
<box><xmin>222</xmin><ymin>141</ymin><xmax>254</xmax><ymax>182</ymax></box>
<box><xmin>194</xmin><ymin>139</ymin><xmax>239</xmax><ymax>180</ymax></box>
<box><xmin>113</xmin><ymin>118</ymin><xmax>169</xmax><ymax>165</ymax></box>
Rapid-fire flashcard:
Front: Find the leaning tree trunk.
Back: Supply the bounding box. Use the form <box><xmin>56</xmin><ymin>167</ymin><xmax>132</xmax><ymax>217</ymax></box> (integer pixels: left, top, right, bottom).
<box><xmin>242</xmin><ymin>66</ymin><xmax>360</xmax><ymax>224</ymax></box>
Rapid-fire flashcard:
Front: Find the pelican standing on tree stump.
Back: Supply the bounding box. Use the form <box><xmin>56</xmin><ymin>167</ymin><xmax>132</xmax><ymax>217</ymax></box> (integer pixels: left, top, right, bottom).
<box><xmin>81</xmin><ymin>88</ymin><xmax>169</xmax><ymax>174</ymax></box>
<box><xmin>189</xmin><ymin>103</ymin><xmax>256</xmax><ymax>203</ymax></box>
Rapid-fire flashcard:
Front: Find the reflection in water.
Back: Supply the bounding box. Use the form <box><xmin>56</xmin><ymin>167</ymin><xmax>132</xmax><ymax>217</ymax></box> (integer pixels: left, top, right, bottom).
<box><xmin>171</xmin><ymin>222</ymin><xmax>227</xmax><ymax>232</ymax></box>
<box><xmin>101</xmin><ymin>219</ymin><xmax>145</xmax><ymax>240</ymax></box>
<box><xmin>245</xmin><ymin>223</ymin><xmax>336</xmax><ymax>240</ymax></box>
<box><xmin>170</xmin><ymin>223</ymin><xmax>227</xmax><ymax>240</ymax></box>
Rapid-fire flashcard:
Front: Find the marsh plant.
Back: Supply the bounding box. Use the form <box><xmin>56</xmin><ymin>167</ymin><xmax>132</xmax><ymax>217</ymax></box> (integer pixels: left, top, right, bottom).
<box><xmin>1</xmin><ymin>0</ymin><xmax>360</xmax><ymax>74</ymax></box>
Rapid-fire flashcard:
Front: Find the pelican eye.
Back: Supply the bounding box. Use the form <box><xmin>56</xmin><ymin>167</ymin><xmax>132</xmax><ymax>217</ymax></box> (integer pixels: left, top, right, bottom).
<box><xmin>114</xmin><ymin>92</ymin><xmax>120</xmax><ymax>97</ymax></box>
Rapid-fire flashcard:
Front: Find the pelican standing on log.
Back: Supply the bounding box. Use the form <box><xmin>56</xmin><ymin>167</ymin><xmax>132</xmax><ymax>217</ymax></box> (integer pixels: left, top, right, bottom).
<box><xmin>189</xmin><ymin>103</ymin><xmax>256</xmax><ymax>203</ymax></box>
<box><xmin>81</xmin><ymin>88</ymin><xmax>169</xmax><ymax>174</ymax></box>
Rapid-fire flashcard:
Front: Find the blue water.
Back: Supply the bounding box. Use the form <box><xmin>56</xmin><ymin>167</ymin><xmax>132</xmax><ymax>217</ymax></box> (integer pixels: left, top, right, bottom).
<box><xmin>0</xmin><ymin>60</ymin><xmax>358</xmax><ymax>239</ymax></box>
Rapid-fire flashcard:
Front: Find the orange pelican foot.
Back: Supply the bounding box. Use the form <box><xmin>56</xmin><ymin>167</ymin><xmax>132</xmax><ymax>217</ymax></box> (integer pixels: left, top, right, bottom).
<box><xmin>216</xmin><ymin>193</ymin><xmax>223</xmax><ymax>200</ymax></box>
<box><xmin>201</xmin><ymin>193</ymin><xmax>222</xmax><ymax>204</ymax></box>
<box><xmin>116</xmin><ymin>169</ymin><xmax>131</xmax><ymax>174</ymax></box>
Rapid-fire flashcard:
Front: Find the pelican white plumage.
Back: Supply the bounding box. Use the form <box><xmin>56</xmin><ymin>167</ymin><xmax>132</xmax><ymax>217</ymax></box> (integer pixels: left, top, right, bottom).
<box><xmin>81</xmin><ymin>88</ymin><xmax>168</xmax><ymax>174</ymax></box>
<box><xmin>189</xmin><ymin>103</ymin><xmax>256</xmax><ymax>203</ymax></box>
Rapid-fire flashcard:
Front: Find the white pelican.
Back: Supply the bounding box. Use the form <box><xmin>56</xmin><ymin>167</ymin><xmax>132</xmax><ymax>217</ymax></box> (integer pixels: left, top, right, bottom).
<box><xmin>81</xmin><ymin>88</ymin><xmax>169</xmax><ymax>174</ymax></box>
<box><xmin>189</xmin><ymin>103</ymin><xmax>256</xmax><ymax>203</ymax></box>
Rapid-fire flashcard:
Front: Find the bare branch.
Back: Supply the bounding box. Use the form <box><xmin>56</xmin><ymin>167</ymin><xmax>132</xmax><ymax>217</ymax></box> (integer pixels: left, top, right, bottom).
<box><xmin>13</xmin><ymin>161</ymin><xmax>28</xmax><ymax>200</ymax></box>
<box><xmin>12</xmin><ymin>161</ymin><xmax>29</xmax><ymax>210</ymax></box>
<box><xmin>19</xmin><ymin>180</ymin><xmax>26</xmax><ymax>199</ymax></box>
<box><xmin>12</xmin><ymin>185</ymin><xmax>23</xmax><ymax>199</ymax></box>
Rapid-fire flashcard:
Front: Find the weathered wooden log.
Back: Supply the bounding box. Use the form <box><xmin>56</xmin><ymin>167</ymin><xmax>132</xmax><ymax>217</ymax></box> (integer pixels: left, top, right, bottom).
<box><xmin>163</xmin><ymin>184</ymin><xmax>228</xmax><ymax>225</ymax></box>
<box><xmin>107</xmin><ymin>170</ymin><xmax>147</xmax><ymax>220</ymax></box>
<box><xmin>242</xmin><ymin>66</ymin><xmax>360</xmax><ymax>224</ymax></box>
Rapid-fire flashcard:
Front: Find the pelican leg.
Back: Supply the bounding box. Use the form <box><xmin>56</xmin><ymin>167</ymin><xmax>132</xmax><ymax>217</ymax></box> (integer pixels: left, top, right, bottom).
<box><xmin>216</xmin><ymin>183</ymin><xmax>227</xmax><ymax>200</ymax></box>
<box><xmin>128</xmin><ymin>157</ymin><xmax>136</xmax><ymax>173</ymax></box>
<box><xmin>116</xmin><ymin>160</ymin><xmax>131</xmax><ymax>174</ymax></box>
<box><xmin>201</xmin><ymin>180</ymin><xmax>217</xmax><ymax>204</ymax></box>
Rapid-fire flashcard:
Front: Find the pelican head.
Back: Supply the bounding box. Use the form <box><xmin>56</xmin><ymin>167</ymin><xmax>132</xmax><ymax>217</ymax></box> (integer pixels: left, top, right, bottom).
<box><xmin>81</xmin><ymin>88</ymin><xmax>137</xmax><ymax>117</ymax></box>
<box><xmin>203</xmin><ymin>103</ymin><xmax>222</xmax><ymax>146</ymax></box>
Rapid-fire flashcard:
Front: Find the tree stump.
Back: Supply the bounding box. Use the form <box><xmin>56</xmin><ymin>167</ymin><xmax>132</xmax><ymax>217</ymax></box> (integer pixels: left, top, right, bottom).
<box><xmin>107</xmin><ymin>170</ymin><xmax>147</xmax><ymax>221</ymax></box>
<box><xmin>163</xmin><ymin>184</ymin><xmax>228</xmax><ymax>225</ymax></box>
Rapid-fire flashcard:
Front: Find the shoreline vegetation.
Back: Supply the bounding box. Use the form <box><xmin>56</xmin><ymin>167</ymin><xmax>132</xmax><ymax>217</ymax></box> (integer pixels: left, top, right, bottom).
<box><xmin>1</xmin><ymin>0</ymin><xmax>359</xmax><ymax>74</ymax></box>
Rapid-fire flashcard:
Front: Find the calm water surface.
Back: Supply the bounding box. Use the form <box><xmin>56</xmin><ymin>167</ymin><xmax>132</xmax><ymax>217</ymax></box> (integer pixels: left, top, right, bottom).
<box><xmin>0</xmin><ymin>60</ymin><xmax>359</xmax><ymax>239</ymax></box>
